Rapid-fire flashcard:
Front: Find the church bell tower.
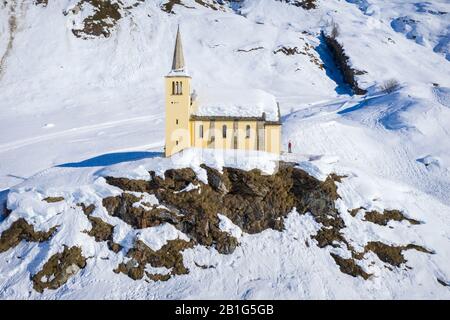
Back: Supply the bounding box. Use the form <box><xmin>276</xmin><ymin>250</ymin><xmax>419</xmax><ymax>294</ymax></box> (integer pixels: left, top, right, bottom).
<box><xmin>165</xmin><ymin>26</ymin><xmax>192</xmax><ymax>157</ymax></box>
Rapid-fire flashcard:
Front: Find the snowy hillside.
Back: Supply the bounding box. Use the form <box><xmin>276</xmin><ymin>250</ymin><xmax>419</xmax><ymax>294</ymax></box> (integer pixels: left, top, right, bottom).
<box><xmin>0</xmin><ymin>0</ymin><xmax>450</xmax><ymax>299</ymax></box>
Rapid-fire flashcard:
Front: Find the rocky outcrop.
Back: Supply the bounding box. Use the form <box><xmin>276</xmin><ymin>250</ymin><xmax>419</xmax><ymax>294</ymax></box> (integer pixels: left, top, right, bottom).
<box><xmin>79</xmin><ymin>203</ymin><xmax>121</xmax><ymax>253</ymax></box>
<box><xmin>103</xmin><ymin>163</ymin><xmax>432</xmax><ymax>280</ymax></box>
<box><xmin>0</xmin><ymin>162</ymin><xmax>434</xmax><ymax>286</ymax></box>
<box><xmin>161</xmin><ymin>0</ymin><xmax>226</xmax><ymax>14</ymax></box>
<box><xmin>0</xmin><ymin>218</ymin><xmax>57</xmax><ymax>253</ymax></box>
<box><xmin>274</xmin><ymin>46</ymin><xmax>301</xmax><ymax>55</ymax></box>
<box><xmin>102</xmin><ymin>193</ymin><xmax>179</xmax><ymax>229</ymax></box>
<box><xmin>70</xmin><ymin>0</ymin><xmax>123</xmax><ymax>39</ymax></box>
<box><xmin>331</xmin><ymin>253</ymin><xmax>371</xmax><ymax>280</ymax></box>
<box><xmin>103</xmin><ymin>162</ymin><xmax>355</xmax><ymax>280</ymax></box>
<box><xmin>349</xmin><ymin>207</ymin><xmax>421</xmax><ymax>225</ymax></box>
<box><xmin>32</xmin><ymin>246</ymin><xmax>87</xmax><ymax>293</ymax></box>
<box><xmin>356</xmin><ymin>242</ymin><xmax>432</xmax><ymax>267</ymax></box>
<box><xmin>114</xmin><ymin>239</ymin><xmax>194</xmax><ymax>280</ymax></box>
<box><xmin>364</xmin><ymin>209</ymin><xmax>421</xmax><ymax>226</ymax></box>
<box><xmin>43</xmin><ymin>196</ymin><xmax>64</xmax><ymax>203</ymax></box>
<box><xmin>34</xmin><ymin>0</ymin><xmax>48</xmax><ymax>6</ymax></box>
<box><xmin>104</xmin><ymin>163</ymin><xmax>343</xmax><ymax>254</ymax></box>
<box><xmin>276</xmin><ymin>0</ymin><xmax>317</xmax><ymax>10</ymax></box>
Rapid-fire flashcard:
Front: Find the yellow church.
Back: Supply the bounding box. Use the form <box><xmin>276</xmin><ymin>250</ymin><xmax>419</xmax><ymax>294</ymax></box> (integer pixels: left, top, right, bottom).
<box><xmin>164</xmin><ymin>27</ymin><xmax>282</xmax><ymax>157</ymax></box>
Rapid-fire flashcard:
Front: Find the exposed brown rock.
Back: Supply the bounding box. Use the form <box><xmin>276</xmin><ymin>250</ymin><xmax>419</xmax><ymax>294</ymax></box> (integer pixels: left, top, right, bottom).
<box><xmin>105</xmin><ymin>163</ymin><xmax>342</xmax><ymax>256</ymax></box>
<box><xmin>312</xmin><ymin>226</ymin><xmax>348</xmax><ymax>248</ymax></box>
<box><xmin>331</xmin><ymin>253</ymin><xmax>371</xmax><ymax>280</ymax></box>
<box><xmin>237</xmin><ymin>47</ymin><xmax>264</xmax><ymax>53</ymax></box>
<box><xmin>43</xmin><ymin>196</ymin><xmax>64</xmax><ymax>203</ymax></box>
<box><xmin>79</xmin><ymin>203</ymin><xmax>95</xmax><ymax>216</ymax></box>
<box><xmin>0</xmin><ymin>218</ymin><xmax>57</xmax><ymax>253</ymax></box>
<box><xmin>146</xmin><ymin>272</ymin><xmax>171</xmax><ymax>282</ymax></box>
<box><xmin>78</xmin><ymin>203</ymin><xmax>121</xmax><ymax>253</ymax></box>
<box><xmin>276</xmin><ymin>0</ymin><xmax>317</xmax><ymax>10</ymax></box>
<box><xmin>364</xmin><ymin>209</ymin><xmax>421</xmax><ymax>226</ymax></box>
<box><xmin>362</xmin><ymin>242</ymin><xmax>432</xmax><ymax>267</ymax></box>
<box><xmin>104</xmin><ymin>177</ymin><xmax>150</xmax><ymax>193</ymax></box>
<box><xmin>86</xmin><ymin>216</ymin><xmax>114</xmax><ymax>242</ymax></box>
<box><xmin>274</xmin><ymin>46</ymin><xmax>300</xmax><ymax>55</ymax></box>
<box><xmin>348</xmin><ymin>207</ymin><xmax>365</xmax><ymax>217</ymax></box>
<box><xmin>102</xmin><ymin>193</ymin><xmax>178</xmax><ymax>229</ymax></box>
<box><xmin>32</xmin><ymin>246</ymin><xmax>87</xmax><ymax>293</ymax></box>
<box><xmin>71</xmin><ymin>0</ymin><xmax>122</xmax><ymax>39</ymax></box>
<box><xmin>34</xmin><ymin>0</ymin><xmax>48</xmax><ymax>6</ymax></box>
<box><xmin>115</xmin><ymin>239</ymin><xmax>194</xmax><ymax>281</ymax></box>
<box><xmin>104</xmin><ymin>163</ymin><xmax>431</xmax><ymax>280</ymax></box>
<box><xmin>161</xmin><ymin>0</ymin><xmax>195</xmax><ymax>14</ymax></box>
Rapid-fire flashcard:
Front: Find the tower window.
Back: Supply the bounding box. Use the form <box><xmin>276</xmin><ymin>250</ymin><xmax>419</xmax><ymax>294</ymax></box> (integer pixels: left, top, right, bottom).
<box><xmin>176</xmin><ymin>119</ymin><xmax>178</xmax><ymax>125</ymax></box>
<box><xmin>176</xmin><ymin>140</ymin><xmax>179</xmax><ymax>146</ymax></box>
<box><xmin>199</xmin><ymin>125</ymin><xmax>204</xmax><ymax>138</ymax></box>
<box><xmin>246</xmin><ymin>125</ymin><xmax>251</xmax><ymax>138</ymax></box>
<box><xmin>172</xmin><ymin>81</ymin><xmax>176</xmax><ymax>95</ymax></box>
<box><xmin>222</xmin><ymin>125</ymin><xmax>227</xmax><ymax>138</ymax></box>
<box><xmin>179</xmin><ymin>81</ymin><xmax>183</xmax><ymax>95</ymax></box>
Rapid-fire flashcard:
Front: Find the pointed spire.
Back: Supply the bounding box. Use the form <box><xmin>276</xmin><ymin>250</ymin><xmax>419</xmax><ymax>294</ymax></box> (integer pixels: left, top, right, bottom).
<box><xmin>171</xmin><ymin>25</ymin><xmax>185</xmax><ymax>71</ymax></box>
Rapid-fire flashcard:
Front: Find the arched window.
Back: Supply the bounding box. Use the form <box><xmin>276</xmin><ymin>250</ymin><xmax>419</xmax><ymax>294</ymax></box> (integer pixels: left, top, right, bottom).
<box><xmin>176</xmin><ymin>81</ymin><xmax>179</xmax><ymax>95</ymax></box>
<box><xmin>222</xmin><ymin>125</ymin><xmax>227</xmax><ymax>138</ymax></box>
<box><xmin>179</xmin><ymin>81</ymin><xmax>183</xmax><ymax>95</ymax></box>
<box><xmin>172</xmin><ymin>82</ymin><xmax>176</xmax><ymax>95</ymax></box>
<box><xmin>246</xmin><ymin>125</ymin><xmax>251</xmax><ymax>138</ymax></box>
<box><xmin>199</xmin><ymin>124</ymin><xmax>204</xmax><ymax>138</ymax></box>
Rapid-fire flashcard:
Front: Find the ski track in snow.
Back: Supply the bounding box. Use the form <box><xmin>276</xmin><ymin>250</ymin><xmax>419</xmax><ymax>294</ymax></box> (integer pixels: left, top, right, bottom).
<box><xmin>0</xmin><ymin>115</ymin><xmax>161</xmax><ymax>153</ymax></box>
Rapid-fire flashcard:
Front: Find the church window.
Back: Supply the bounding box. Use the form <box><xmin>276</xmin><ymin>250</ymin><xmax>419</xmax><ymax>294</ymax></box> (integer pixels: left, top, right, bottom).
<box><xmin>172</xmin><ymin>82</ymin><xmax>176</xmax><ymax>95</ymax></box>
<box><xmin>176</xmin><ymin>119</ymin><xmax>178</xmax><ymax>125</ymax></box>
<box><xmin>246</xmin><ymin>125</ymin><xmax>251</xmax><ymax>138</ymax></box>
<box><xmin>179</xmin><ymin>81</ymin><xmax>183</xmax><ymax>95</ymax></box>
<box><xmin>222</xmin><ymin>125</ymin><xmax>227</xmax><ymax>138</ymax></box>
<box><xmin>199</xmin><ymin>125</ymin><xmax>204</xmax><ymax>138</ymax></box>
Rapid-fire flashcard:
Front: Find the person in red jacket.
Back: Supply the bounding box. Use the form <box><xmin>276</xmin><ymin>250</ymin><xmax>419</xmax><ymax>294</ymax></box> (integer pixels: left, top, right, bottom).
<box><xmin>288</xmin><ymin>140</ymin><xmax>292</xmax><ymax>153</ymax></box>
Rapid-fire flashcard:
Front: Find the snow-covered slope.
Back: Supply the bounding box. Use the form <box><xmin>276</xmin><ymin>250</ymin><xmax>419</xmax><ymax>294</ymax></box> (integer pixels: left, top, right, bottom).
<box><xmin>0</xmin><ymin>0</ymin><xmax>450</xmax><ymax>299</ymax></box>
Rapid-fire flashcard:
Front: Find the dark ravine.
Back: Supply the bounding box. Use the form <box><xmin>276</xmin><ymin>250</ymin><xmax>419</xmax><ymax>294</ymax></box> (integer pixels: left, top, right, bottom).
<box><xmin>322</xmin><ymin>32</ymin><xmax>367</xmax><ymax>95</ymax></box>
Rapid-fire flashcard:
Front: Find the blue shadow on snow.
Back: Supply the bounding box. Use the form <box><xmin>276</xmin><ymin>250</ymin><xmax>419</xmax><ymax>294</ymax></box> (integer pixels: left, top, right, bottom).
<box><xmin>58</xmin><ymin>151</ymin><xmax>162</xmax><ymax>168</ymax></box>
<box><xmin>315</xmin><ymin>35</ymin><xmax>353</xmax><ymax>96</ymax></box>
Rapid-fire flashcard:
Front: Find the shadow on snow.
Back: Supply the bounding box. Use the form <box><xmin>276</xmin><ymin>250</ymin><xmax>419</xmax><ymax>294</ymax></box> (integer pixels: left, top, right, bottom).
<box><xmin>58</xmin><ymin>151</ymin><xmax>162</xmax><ymax>168</ymax></box>
<box><xmin>315</xmin><ymin>35</ymin><xmax>353</xmax><ymax>96</ymax></box>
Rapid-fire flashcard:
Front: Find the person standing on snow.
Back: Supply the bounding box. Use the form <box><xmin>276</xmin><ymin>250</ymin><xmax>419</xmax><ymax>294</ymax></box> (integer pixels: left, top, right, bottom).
<box><xmin>288</xmin><ymin>140</ymin><xmax>292</xmax><ymax>153</ymax></box>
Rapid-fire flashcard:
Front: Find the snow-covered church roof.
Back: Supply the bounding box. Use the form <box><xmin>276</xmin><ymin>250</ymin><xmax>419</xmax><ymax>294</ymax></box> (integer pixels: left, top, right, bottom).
<box><xmin>191</xmin><ymin>88</ymin><xmax>280</xmax><ymax>123</ymax></box>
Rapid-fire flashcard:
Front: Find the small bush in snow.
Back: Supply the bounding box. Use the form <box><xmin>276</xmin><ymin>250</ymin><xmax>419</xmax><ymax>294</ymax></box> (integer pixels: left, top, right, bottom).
<box><xmin>330</xmin><ymin>21</ymin><xmax>340</xmax><ymax>39</ymax></box>
<box><xmin>381</xmin><ymin>79</ymin><xmax>400</xmax><ymax>93</ymax></box>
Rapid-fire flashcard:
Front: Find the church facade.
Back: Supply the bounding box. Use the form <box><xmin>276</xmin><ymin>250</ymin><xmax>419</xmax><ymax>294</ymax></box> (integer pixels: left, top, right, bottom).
<box><xmin>164</xmin><ymin>27</ymin><xmax>282</xmax><ymax>157</ymax></box>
